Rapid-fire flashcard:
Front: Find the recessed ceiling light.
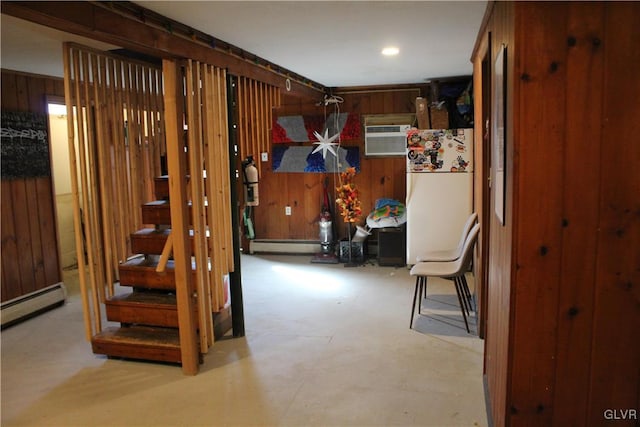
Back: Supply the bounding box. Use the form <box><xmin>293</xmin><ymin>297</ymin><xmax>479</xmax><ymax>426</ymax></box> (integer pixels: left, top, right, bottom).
<box><xmin>382</xmin><ymin>46</ymin><xmax>399</xmax><ymax>56</ymax></box>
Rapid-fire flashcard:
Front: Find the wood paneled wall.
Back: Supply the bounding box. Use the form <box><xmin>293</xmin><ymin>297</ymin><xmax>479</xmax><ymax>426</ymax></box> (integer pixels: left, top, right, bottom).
<box><xmin>1</xmin><ymin>70</ymin><xmax>64</xmax><ymax>302</ymax></box>
<box><xmin>251</xmin><ymin>88</ymin><xmax>419</xmax><ymax>242</ymax></box>
<box><xmin>476</xmin><ymin>3</ymin><xmax>514</xmax><ymax>426</ymax></box>
<box><xmin>476</xmin><ymin>2</ymin><xmax>640</xmax><ymax>425</ymax></box>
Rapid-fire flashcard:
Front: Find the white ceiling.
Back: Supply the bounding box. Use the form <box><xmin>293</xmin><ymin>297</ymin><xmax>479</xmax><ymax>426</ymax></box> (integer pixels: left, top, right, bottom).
<box><xmin>0</xmin><ymin>14</ymin><xmax>119</xmax><ymax>78</ymax></box>
<box><xmin>1</xmin><ymin>1</ymin><xmax>487</xmax><ymax>88</ymax></box>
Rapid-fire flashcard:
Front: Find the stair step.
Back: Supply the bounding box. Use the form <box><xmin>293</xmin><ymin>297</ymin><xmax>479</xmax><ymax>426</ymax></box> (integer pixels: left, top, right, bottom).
<box><xmin>105</xmin><ymin>291</ymin><xmax>178</xmax><ymax>327</ymax></box>
<box><xmin>154</xmin><ymin>175</ymin><xmax>170</xmax><ymax>199</ymax></box>
<box><xmin>141</xmin><ymin>200</ymin><xmax>205</xmax><ymax>227</ymax></box>
<box><xmin>130</xmin><ymin>228</ymin><xmax>209</xmax><ymax>255</ymax></box>
<box><xmin>131</xmin><ymin>228</ymin><xmax>171</xmax><ymax>255</ymax></box>
<box><xmin>91</xmin><ymin>325</ymin><xmax>183</xmax><ymax>364</ymax></box>
<box><xmin>141</xmin><ymin>200</ymin><xmax>172</xmax><ymax>226</ymax></box>
<box><xmin>155</xmin><ymin>175</ymin><xmax>203</xmax><ymax>200</ymax></box>
<box><xmin>119</xmin><ymin>257</ymin><xmax>197</xmax><ymax>290</ymax></box>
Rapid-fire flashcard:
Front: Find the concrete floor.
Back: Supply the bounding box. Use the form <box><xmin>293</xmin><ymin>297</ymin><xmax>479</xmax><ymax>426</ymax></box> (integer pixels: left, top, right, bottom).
<box><xmin>1</xmin><ymin>254</ymin><xmax>487</xmax><ymax>426</ymax></box>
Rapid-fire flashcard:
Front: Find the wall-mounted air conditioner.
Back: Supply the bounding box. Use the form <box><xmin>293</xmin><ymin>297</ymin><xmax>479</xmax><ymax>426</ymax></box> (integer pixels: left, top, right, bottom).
<box><xmin>364</xmin><ymin>124</ymin><xmax>411</xmax><ymax>156</ymax></box>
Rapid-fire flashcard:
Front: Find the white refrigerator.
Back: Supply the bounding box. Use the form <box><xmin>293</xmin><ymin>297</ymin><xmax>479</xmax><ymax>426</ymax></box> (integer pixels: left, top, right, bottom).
<box><xmin>406</xmin><ymin>128</ymin><xmax>473</xmax><ymax>265</ymax></box>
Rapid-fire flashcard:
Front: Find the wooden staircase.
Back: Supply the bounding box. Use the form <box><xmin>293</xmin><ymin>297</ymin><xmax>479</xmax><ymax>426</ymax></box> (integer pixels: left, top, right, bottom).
<box><xmin>91</xmin><ymin>175</ymin><xmax>230</xmax><ymax>365</ymax></box>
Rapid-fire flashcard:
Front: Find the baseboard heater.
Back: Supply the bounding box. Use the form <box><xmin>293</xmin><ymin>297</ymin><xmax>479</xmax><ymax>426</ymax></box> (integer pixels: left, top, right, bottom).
<box><xmin>249</xmin><ymin>239</ymin><xmax>321</xmax><ymax>254</ymax></box>
<box><xmin>1</xmin><ymin>282</ymin><xmax>67</xmax><ymax>328</ymax></box>
<box><xmin>249</xmin><ymin>239</ymin><xmax>379</xmax><ymax>256</ymax></box>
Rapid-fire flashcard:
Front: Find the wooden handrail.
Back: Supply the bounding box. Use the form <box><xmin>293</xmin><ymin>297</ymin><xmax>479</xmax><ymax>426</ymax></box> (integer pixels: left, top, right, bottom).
<box><xmin>155</xmin><ymin>233</ymin><xmax>173</xmax><ymax>273</ymax></box>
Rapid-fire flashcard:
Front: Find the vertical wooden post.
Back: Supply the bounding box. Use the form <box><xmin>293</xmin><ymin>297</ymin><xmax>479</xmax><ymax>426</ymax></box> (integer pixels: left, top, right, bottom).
<box><xmin>91</xmin><ymin>53</ymin><xmax>115</xmax><ymax>298</ymax></box>
<box><xmin>72</xmin><ymin>49</ymin><xmax>102</xmax><ymax>331</ymax></box>
<box><xmin>202</xmin><ymin>65</ymin><xmax>225</xmax><ymax>312</ymax></box>
<box><xmin>63</xmin><ymin>43</ymin><xmax>93</xmax><ymax>341</ymax></box>
<box><xmin>185</xmin><ymin>60</ymin><xmax>214</xmax><ymax>351</ymax></box>
<box><xmin>163</xmin><ymin>59</ymin><xmax>200</xmax><ymax>375</ymax></box>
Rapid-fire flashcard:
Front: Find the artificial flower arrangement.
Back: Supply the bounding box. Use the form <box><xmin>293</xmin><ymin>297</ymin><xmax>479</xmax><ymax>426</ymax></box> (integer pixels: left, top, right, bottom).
<box><xmin>335</xmin><ymin>167</ymin><xmax>362</xmax><ymax>223</ymax></box>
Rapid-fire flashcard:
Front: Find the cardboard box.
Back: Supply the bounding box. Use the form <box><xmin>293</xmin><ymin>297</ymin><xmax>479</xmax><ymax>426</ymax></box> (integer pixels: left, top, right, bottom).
<box><xmin>415</xmin><ymin>97</ymin><xmax>429</xmax><ymax>129</ymax></box>
<box><xmin>430</xmin><ymin>107</ymin><xmax>449</xmax><ymax>129</ymax></box>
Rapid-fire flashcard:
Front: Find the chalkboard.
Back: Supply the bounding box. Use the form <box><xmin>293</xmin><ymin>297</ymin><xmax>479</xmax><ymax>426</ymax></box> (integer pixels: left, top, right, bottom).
<box><xmin>1</xmin><ymin>111</ymin><xmax>51</xmax><ymax>179</ymax></box>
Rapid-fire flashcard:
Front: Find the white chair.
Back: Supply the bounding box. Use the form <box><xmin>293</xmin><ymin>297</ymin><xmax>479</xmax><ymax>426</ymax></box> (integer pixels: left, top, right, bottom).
<box><xmin>415</xmin><ymin>212</ymin><xmax>477</xmax><ymax>263</ymax></box>
<box><xmin>409</xmin><ymin>223</ymin><xmax>480</xmax><ymax>333</ymax></box>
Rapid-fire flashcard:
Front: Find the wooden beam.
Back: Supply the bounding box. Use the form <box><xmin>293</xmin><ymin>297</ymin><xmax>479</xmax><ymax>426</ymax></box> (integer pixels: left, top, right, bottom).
<box><xmin>2</xmin><ymin>1</ymin><xmax>324</xmax><ymax>99</ymax></box>
<box><xmin>162</xmin><ymin>58</ymin><xmax>199</xmax><ymax>375</ymax></box>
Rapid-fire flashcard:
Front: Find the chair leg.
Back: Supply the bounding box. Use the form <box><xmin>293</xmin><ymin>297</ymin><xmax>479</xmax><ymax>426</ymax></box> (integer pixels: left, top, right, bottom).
<box><xmin>453</xmin><ymin>276</ymin><xmax>470</xmax><ymax>333</ymax></box>
<box><xmin>422</xmin><ymin>276</ymin><xmax>428</xmax><ymax>301</ymax></box>
<box><xmin>460</xmin><ymin>274</ymin><xmax>475</xmax><ymax>312</ymax></box>
<box><xmin>418</xmin><ymin>277</ymin><xmax>423</xmax><ymax>312</ymax></box>
<box><xmin>410</xmin><ymin>276</ymin><xmax>421</xmax><ymax>329</ymax></box>
<box><xmin>456</xmin><ymin>277</ymin><xmax>471</xmax><ymax>315</ymax></box>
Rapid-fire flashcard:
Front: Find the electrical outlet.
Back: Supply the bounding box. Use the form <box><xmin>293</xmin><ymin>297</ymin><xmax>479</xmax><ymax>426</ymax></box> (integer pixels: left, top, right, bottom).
<box><xmin>285</xmin><ymin>206</ymin><xmax>291</xmax><ymax>216</ymax></box>
<box><xmin>261</xmin><ymin>152</ymin><xmax>268</xmax><ymax>162</ymax></box>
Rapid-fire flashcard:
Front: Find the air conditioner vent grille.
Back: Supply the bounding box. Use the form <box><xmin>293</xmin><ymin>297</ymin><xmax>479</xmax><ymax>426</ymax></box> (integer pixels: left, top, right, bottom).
<box><xmin>364</xmin><ymin>124</ymin><xmax>410</xmax><ymax>156</ymax></box>
<box><xmin>365</xmin><ymin>125</ymin><xmax>403</xmax><ymax>134</ymax></box>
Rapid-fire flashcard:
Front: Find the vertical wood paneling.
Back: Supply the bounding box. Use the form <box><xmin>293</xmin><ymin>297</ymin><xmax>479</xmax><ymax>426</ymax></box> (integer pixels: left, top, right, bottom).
<box><xmin>25</xmin><ymin>179</ymin><xmax>46</xmax><ymax>290</ymax></box>
<box><xmin>480</xmin><ymin>2</ymin><xmax>514</xmax><ymax>427</ymax></box>
<box><xmin>26</xmin><ymin>73</ymin><xmax>46</xmax><ymax>113</ymax></box>
<box><xmin>511</xmin><ymin>3</ymin><xmax>568</xmax><ymax>424</ymax></box>
<box><xmin>1</xmin><ymin>72</ymin><xmax>17</xmax><ymax>108</ymax></box>
<box><xmin>37</xmin><ymin>178</ymin><xmax>60</xmax><ymax>287</ymax></box>
<box><xmin>1</xmin><ymin>70</ymin><xmax>64</xmax><ymax>303</ymax></box>
<box><xmin>1</xmin><ymin>180</ymin><xmax>21</xmax><ymax>300</ymax></box>
<box><xmin>236</xmin><ymin>76</ymin><xmax>284</xmax><ymax>242</ymax></box>
<box><xmin>552</xmin><ymin>3</ymin><xmax>605</xmax><ymax>424</ymax></box>
<box><xmin>288</xmin><ymin>175</ymin><xmax>307</xmax><ymax>239</ymax></box>
<box><xmin>15</xmin><ymin>74</ymin><xmax>29</xmax><ymax>111</ymax></box>
<box><xmin>471</xmin><ymin>30</ymin><xmax>490</xmax><ymax>340</ymax></box>
<box><xmin>255</xmin><ymin>88</ymin><xmax>419</xmax><ymax>243</ymax></box>
<box><xmin>11</xmin><ymin>181</ymin><xmax>35</xmax><ymax>295</ymax></box>
<box><xmin>477</xmin><ymin>2</ymin><xmax>639</xmax><ymax>426</ymax></box>
<box><xmin>588</xmin><ymin>2</ymin><xmax>640</xmax><ymax>422</ymax></box>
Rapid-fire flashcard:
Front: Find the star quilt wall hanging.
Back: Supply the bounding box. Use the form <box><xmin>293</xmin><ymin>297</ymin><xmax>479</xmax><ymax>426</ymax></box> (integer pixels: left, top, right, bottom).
<box><xmin>272</xmin><ymin>112</ymin><xmax>360</xmax><ymax>144</ymax></box>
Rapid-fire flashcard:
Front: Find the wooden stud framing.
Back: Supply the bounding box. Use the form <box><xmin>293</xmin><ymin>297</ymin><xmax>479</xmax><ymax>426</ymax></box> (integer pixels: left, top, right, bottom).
<box><xmin>185</xmin><ymin>60</ymin><xmax>214</xmax><ymax>351</ymax></box>
<box><xmin>91</xmin><ymin>53</ymin><xmax>115</xmax><ymax>298</ymax></box>
<box><xmin>163</xmin><ymin>58</ymin><xmax>200</xmax><ymax>375</ymax></box>
<box><xmin>236</xmin><ymin>77</ymin><xmax>281</xmax><ymax>178</ymax></box>
<box><xmin>62</xmin><ymin>45</ymin><xmax>93</xmax><ymax>341</ymax></box>
<box><xmin>202</xmin><ymin>66</ymin><xmax>224</xmax><ymax>312</ymax></box>
<box><xmin>62</xmin><ymin>42</ymin><xmax>165</xmax><ymax>341</ymax></box>
<box><xmin>63</xmin><ymin>42</ymin><xmax>236</xmax><ymax>370</ymax></box>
